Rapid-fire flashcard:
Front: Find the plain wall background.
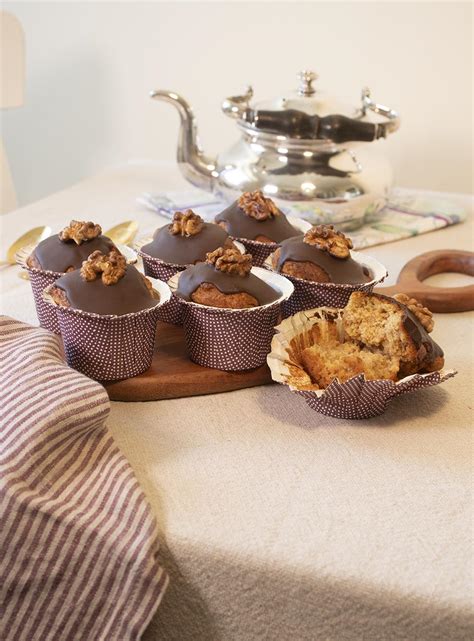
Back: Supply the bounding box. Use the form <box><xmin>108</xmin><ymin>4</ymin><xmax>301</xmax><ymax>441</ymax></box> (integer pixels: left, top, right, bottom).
<box><xmin>2</xmin><ymin>1</ymin><xmax>473</xmax><ymax>207</ymax></box>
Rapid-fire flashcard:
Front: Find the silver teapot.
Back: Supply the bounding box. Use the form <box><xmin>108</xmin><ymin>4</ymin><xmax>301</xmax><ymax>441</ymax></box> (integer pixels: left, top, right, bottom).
<box><xmin>150</xmin><ymin>70</ymin><xmax>400</xmax><ymax>227</ymax></box>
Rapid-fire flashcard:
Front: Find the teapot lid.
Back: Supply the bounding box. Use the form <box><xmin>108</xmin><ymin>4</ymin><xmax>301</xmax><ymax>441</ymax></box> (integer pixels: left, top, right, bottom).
<box><xmin>251</xmin><ymin>71</ymin><xmax>356</xmax><ymax>118</ymax></box>
<box><xmin>222</xmin><ymin>70</ymin><xmax>400</xmax><ymax>143</ymax></box>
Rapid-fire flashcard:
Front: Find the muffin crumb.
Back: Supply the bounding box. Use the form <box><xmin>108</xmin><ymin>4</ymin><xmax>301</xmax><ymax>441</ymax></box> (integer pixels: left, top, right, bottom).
<box><xmin>206</xmin><ymin>246</ymin><xmax>252</xmax><ymax>276</ymax></box>
<box><xmin>59</xmin><ymin>220</ymin><xmax>102</xmax><ymax>245</ymax></box>
<box><xmin>238</xmin><ymin>190</ymin><xmax>280</xmax><ymax>221</ymax></box>
<box><xmin>169</xmin><ymin>210</ymin><xmax>204</xmax><ymax>237</ymax></box>
<box><xmin>80</xmin><ymin>249</ymin><xmax>126</xmax><ymax>285</ymax></box>
<box><xmin>303</xmin><ymin>225</ymin><xmax>352</xmax><ymax>259</ymax></box>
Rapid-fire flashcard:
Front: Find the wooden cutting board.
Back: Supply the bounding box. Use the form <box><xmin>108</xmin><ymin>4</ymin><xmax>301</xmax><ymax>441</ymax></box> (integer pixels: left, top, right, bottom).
<box><xmin>104</xmin><ymin>322</ymin><xmax>272</xmax><ymax>401</ymax></box>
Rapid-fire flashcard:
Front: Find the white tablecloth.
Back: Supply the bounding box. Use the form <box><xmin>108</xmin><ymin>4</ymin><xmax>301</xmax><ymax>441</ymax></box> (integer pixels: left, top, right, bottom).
<box><xmin>1</xmin><ymin>163</ymin><xmax>473</xmax><ymax>641</ymax></box>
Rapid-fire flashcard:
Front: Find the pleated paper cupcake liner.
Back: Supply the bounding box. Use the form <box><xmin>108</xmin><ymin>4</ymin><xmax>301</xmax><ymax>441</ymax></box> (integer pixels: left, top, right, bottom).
<box><xmin>16</xmin><ymin>244</ymin><xmax>137</xmax><ymax>334</ymax></box>
<box><xmin>228</xmin><ymin>216</ymin><xmax>311</xmax><ymax>267</ymax></box>
<box><xmin>168</xmin><ymin>267</ymin><xmax>294</xmax><ymax>371</ymax></box>
<box><xmin>137</xmin><ymin>239</ymin><xmax>246</xmax><ymax>325</ymax></box>
<box><xmin>264</xmin><ymin>250</ymin><xmax>387</xmax><ymax>317</ymax></box>
<box><xmin>267</xmin><ymin>308</ymin><xmax>456</xmax><ymax>420</ymax></box>
<box><xmin>42</xmin><ymin>278</ymin><xmax>171</xmax><ymax>381</ymax></box>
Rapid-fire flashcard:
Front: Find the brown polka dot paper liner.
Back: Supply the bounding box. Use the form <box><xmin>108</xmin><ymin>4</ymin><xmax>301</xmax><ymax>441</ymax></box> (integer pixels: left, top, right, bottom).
<box><xmin>24</xmin><ymin>265</ymin><xmax>63</xmax><ymax>333</ymax></box>
<box><xmin>138</xmin><ymin>250</ymin><xmax>186</xmax><ymax>325</ymax></box>
<box><xmin>227</xmin><ymin>216</ymin><xmax>311</xmax><ymax>267</ymax></box>
<box><xmin>264</xmin><ymin>250</ymin><xmax>387</xmax><ymax>318</ymax></box>
<box><xmin>16</xmin><ymin>244</ymin><xmax>137</xmax><ymax>334</ymax></box>
<box><xmin>42</xmin><ymin>278</ymin><xmax>171</xmax><ymax>381</ymax></box>
<box><xmin>168</xmin><ymin>267</ymin><xmax>294</xmax><ymax>371</ymax></box>
<box><xmin>230</xmin><ymin>237</ymin><xmax>279</xmax><ymax>268</ymax></box>
<box><xmin>267</xmin><ymin>308</ymin><xmax>456</xmax><ymax>420</ymax></box>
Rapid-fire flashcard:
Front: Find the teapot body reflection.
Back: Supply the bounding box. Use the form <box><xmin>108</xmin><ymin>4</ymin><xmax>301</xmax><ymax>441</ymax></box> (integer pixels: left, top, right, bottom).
<box><xmin>151</xmin><ymin>71</ymin><xmax>400</xmax><ymax>227</ymax></box>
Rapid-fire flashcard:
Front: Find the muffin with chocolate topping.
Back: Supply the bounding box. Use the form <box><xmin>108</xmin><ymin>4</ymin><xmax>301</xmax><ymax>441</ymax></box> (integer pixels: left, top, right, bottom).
<box><xmin>139</xmin><ymin>210</ymin><xmax>237</xmax><ymax>324</ymax></box>
<box><xmin>19</xmin><ymin>220</ymin><xmax>122</xmax><ymax>334</ymax></box>
<box><xmin>45</xmin><ymin>249</ymin><xmax>171</xmax><ymax>381</ymax></box>
<box><xmin>177</xmin><ymin>247</ymin><xmax>280</xmax><ymax>309</ymax></box>
<box><xmin>171</xmin><ymin>246</ymin><xmax>293</xmax><ymax>370</ymax></box>
<box><xmin>267</xmin><ymin>292</ymin><xmax>451</xmax><ymax>420</ymax></box>
<box><xmin>268</xmin><ymin>224</ymin><xmax>387</xmax><ymax>316</ymax></box>
<box><xmin>50</xmin><ymin>249</ymin><xmax>158</xmax><ymax>315</ymax></box>
<box><xmin>343</xmin><ymin>291</ymin><xmax>444</xmax><ymax>377</ymax></box>
<box><xmin>288</xmin><ymin>291</ymin><xmax>444</xmax><ymax>387</ymax></box>
<box><xmin>272</xmin><ymin>225</ymin><xmax>371</xmax><ymax>284</ymax></box>
<box><xmin>215</xmin><ymin>191</ymin><xmax>302</xmax><ymax>266</ymax></box>
<box><xmin>140</xmin><ymin>209</ymin><xmax>235</xmax><ymax>267</ymax></box>
<box><xmin>27</xmin><ymin>220</ymin><xmax>117</xmax><ymax>272</ymax></box>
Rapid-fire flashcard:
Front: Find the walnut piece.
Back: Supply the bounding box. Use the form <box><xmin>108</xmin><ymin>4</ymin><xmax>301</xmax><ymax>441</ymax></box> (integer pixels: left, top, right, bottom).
<box><xmin>80</xmin><ymin>248</ymin><xmax>126</xmax><ymax>286</ymax></box>
<box><xmin>206</xmin><ymin>246</ymin><xmax>252</xmax><ymax>276</ymax></box>
<box><xmin>238</xmin><ymin>190</ymin><xmax>280</xmax><ymax>221</ymax></box>
<box><xmin>303</xmin><ymin>225</ymin><xmax>353</xmax><ymax>259</ymax></box>
<box><xmin>393</xmin><ymin>293</ymin><xmax>434</xmax><ymax>333</ymax></box>
<box><xmin>59</xmin><ymin>220</ymin><xmax>102</xmax><ymax>245</ymax></box>
<box><xmin>141</xmin><ymin>273</ymin><xmax>153</xmax><ymax>293</ymax></box>
<box><xmin>169</xmin><ymin>209</ymin><xmax>204</xmax><ymax>236</ymax></box>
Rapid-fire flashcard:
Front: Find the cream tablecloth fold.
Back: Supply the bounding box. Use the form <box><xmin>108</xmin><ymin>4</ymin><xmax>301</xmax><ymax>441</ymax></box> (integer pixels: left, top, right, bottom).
<box><xmin>0</xmin><ymin>317</ymin><xmax>168</xmax><ymax>641</ymax></box>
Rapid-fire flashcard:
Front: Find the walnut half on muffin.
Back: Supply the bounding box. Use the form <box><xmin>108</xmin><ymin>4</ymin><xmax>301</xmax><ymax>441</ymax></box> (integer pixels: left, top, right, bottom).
<box><xmin>50</xmin><ymin>249</ymin><xmax>157</xmax><ymax>315</ymax></box>
<box><xmin>176</xmin><ymin>246</ymin><xmax>280</xmax><ymax>309</ymax></box>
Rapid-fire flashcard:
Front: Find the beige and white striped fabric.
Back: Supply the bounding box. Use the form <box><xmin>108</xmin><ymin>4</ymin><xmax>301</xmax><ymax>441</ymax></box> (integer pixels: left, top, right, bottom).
<box><xmin>0</xmin><ymin>316</ymin><xmax>168</xmax><ymax>640</ymax></box>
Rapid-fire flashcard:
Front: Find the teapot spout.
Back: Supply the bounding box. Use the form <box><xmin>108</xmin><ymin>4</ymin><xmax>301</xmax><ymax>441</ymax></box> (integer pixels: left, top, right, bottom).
<box><xmin>150</xmin><ymin>90</ymin><xmax>216</xmax><ymax>192</ymax></box>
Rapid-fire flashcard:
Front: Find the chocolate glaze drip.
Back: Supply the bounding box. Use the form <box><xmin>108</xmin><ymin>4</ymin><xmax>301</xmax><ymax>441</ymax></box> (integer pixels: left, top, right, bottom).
<box><xmin>33</xmin><ymin>234</ymin><xmax>116</xmax><ymax>272</ymax></box>
<box><xmin>215</xmin><ymin>201</ymin><xmax>299</xmax><ymax>242</ymax></box>
<box><xmin>372</xmin><ymin>293</ymin><xmax>444</xmax><ymax>360</ymax></box>
<box><xmin>176</xmin><ymin>262</ymin><xmax>279</xmax><ymax>306</ymax></box>
<box><xmin>141</xmin><ymin>223</ymin><xmax>230</xmax><ymax>264</ymax></box>
<box><xmin>54</xmin><ymin>265</ymin><xmax>156</xmax><ymax>315</ymax></box>
<box><xmin>276</xmin><ymin>235</ymin><xmax>371</xmax><ymax>284</ymax></box>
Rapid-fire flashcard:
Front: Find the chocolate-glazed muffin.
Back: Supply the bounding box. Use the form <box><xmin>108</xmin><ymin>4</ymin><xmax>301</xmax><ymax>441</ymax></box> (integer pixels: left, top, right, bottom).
<box><xmin>50</xmin><ymin>249</ymin><xmax>157</xmax><ymax>315</ymax></box>
<box><xmin>141</xmin><ymin>210</ymin><xmax>234</xmax><ymax>265</ymax></box>
<box><xmin>176</xmin><ymin>247</ymin><xmax>280</xmax><ymax>309</ymax></box>
<box><xmin>272</xmin><ymin>225</ymin><xmax>371</xmax><ymax>284</ymax></box>
<box><xmin>215</xmin><ymin>190</ymin><xmax>299</xmax><ymax>243</ymax></box>
<box><xmin>27</xmin><ymin>220</ymin><xmax>117</xmax><ymax>272</ymax></box>
<box><xmin>343</xmin><ymin>291</ymin><xmax>444</xmax><ymax>377</ymax></box>
<box><xmin>296</xmin><ymin>291</ymin><xmax>444</xmax><ymax>388</ymax></box>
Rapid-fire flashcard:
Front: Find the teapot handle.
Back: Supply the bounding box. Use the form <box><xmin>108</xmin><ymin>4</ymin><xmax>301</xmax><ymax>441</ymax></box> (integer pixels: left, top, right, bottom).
<box><xmin>360</xmin><ymin>87</ymin><xmax>400</xmax><ymax>137</ymax></box>
<box><xmin>222</xmin><ymin>86</ymin><xmax>253</xmax><ymax>120</ymax></box>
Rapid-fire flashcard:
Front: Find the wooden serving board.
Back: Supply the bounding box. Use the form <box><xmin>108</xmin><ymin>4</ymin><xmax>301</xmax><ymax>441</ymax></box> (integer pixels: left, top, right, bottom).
<box><xmin>104</xmin><ymin>322</ymin><xmax>272</xmax><ymax>402</ymax></box>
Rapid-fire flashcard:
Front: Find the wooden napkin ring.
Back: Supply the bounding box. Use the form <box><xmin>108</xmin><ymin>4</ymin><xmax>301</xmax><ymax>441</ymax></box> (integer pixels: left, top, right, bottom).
<box><xmin>376</xmin><ymin>249</ymin><xmax>474</xmax><ymax>313</ymax></box>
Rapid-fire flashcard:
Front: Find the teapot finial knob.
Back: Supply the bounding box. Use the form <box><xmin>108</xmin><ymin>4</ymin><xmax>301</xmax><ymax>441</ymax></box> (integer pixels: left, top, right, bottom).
<box><xmin>297</xmin><ymin>70</ymin><xmax>318</xmax><ymax>96</ymax></box>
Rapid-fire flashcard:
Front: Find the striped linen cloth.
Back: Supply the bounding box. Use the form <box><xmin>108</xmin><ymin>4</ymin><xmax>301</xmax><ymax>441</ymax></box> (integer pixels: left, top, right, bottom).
<box><xmin>0</xmin><ymin>317</ymin><xmax>168</xmax><ymax>641</ymax></box>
